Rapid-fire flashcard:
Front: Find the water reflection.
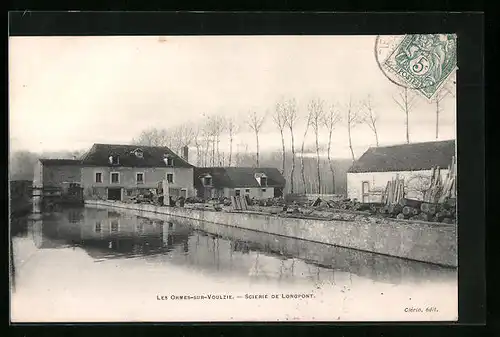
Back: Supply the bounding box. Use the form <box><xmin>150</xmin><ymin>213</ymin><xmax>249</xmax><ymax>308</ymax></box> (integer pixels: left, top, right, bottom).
<box><xmin>12</xmin><ymin>207</ymin><xmax>456</xmax><ymax>286</ymax></box>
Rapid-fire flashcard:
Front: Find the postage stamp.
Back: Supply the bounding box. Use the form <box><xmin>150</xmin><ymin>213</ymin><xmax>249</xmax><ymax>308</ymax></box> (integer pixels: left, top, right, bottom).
<box><xmin>379</xmin><ymin>34</ymin><xmax>457</xmax><ymax>99</ymax></box>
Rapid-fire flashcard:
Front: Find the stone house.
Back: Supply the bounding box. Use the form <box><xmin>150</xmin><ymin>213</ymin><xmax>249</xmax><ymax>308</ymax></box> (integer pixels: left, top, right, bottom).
<box><xmin>347</xmin><ymin>139</ymin><xmax>456</xmax><ymax>203</ymax></box>
<box><xmin>80</xmin><ymin>143</ymin><xmax>195</xmax><ymax>202</ymax></box>
<box><xmin>194</xmin><ymin>167</ymin><xmax>286</xmax><ymax>200</ymax></box>
<box><xmin>32</xmin><ymin>159</ymin><xmax>83</xmax><ymax>206</ymax></box>
<box><xmin>33</xmin><ymin>159</ymin><xmax>82</xmax><ymax>190</ymax></box>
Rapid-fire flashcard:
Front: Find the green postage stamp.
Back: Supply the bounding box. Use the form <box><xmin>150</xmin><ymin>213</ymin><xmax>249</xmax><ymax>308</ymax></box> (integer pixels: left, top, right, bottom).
<box><xmin>382</xmin><ymin>34</ymin><xmax>457</xmax><ymax>99</ymax></box>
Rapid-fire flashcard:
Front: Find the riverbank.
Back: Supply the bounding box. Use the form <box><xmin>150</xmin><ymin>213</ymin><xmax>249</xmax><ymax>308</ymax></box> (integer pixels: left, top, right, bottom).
<box><xmin>84</xmin><ymin>200</ymin><xmax>457</xmax><ymax>267</ymax></box>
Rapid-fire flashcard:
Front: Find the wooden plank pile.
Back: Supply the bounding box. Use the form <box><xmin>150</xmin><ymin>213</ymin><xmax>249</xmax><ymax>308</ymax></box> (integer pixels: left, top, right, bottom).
<box><xmin>381</xmin><ymin>177</ymin><xmax>405</xmax><ymax>205</ymax></box>
<box><xmin>231</xmin><ymin>195</ymin><xmax>249</xmax><ymax>211</ymax></box>
<box><xmin>438</xmin><ymin>155</ymin><xmax>457</xmax><ymax>203</ymax></box>
<box><xmin>422</xmin><ymin>156</ymin><xmax>457</xmax><ymax>203</ymax></box>
<box><xmin>376</xmin><ymin>155</ymin><xmax>457</xmax><ymax>223</ymax></box>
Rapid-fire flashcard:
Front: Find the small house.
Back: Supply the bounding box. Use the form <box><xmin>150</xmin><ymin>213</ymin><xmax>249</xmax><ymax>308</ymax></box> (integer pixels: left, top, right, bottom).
<box><xmin>33</xmin><ymin>159</ymin><xmax>82</xmax><ymax>190</ymax></box>
<box><xmin>33</xmin><ymin>159</ymin><xmax>83</xmax><ymax>206</ymax></box>
<box><xmin>194</xmin><ymin>167</ymin><xmax>286</xmax><ymax>200</ymax></box>
<box><xmin>347</xmin><ymin>140</ymin><xmax>456</xmax><ymax>203</ymax></box>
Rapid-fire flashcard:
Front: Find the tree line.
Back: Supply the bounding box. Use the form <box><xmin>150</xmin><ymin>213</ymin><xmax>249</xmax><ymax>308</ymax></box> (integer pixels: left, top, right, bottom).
<box><xmin>132</xmin><ymin>87</ymin><xmax>454</xmax><ymax>195</ymax></box>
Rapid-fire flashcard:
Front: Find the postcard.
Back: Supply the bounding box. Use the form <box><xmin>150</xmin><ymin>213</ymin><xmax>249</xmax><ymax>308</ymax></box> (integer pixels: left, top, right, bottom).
<box><xmin>9</xmin><ymin>33</ymin><xmax>458</xmax><ymax>322</ymax></box>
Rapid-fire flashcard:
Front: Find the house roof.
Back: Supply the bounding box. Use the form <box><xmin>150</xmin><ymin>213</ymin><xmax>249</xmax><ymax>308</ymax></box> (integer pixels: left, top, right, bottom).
<box><xmin>194</xmin><ymin>167</ymin><xmax>286</xmax><ymax>188</ymax></box>
<box><xmin>348</xmin><ymin>140</ymin><xmax>456</xmax><ymax>173</ymax></box>
<box><xmin>80</xmin><ymin>143</ymin><xmax>194</xmax><ymax>168</ymax></box>
<box><xmin>39</xmin><ymin>159</ymin><xmax>82</xmax><ymax>166</ymax></box>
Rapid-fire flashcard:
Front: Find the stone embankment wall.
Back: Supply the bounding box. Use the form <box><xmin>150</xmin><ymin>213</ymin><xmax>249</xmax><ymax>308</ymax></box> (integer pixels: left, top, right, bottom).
<box><xmin>84</xmin><ymin>200</ymin><xmax>457</xmax><ymax>267</ymax></box>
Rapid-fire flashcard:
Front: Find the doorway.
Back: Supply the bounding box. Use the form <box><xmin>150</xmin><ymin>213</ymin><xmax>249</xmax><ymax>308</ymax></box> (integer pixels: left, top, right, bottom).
<box><xmin>361</xmin><ymin>181</ymin><xmax>370</xmax><ymax>203</ymax></box>
<box><xmin>107</xmin><ymin>188</ymin><xmax>122</xmax><ymax>201</ymax></box>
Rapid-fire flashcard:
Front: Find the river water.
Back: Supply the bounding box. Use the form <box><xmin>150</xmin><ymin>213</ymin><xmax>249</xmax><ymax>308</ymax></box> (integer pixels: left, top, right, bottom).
<box><xmin>10</xmin><ymin>206</ymin><xmax>458</xmax><ymax>322</ymax></box>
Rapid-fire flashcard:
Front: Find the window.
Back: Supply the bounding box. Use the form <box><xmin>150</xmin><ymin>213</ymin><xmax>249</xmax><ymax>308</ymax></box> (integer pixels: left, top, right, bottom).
<box><xmin>167</xmin><ymin>173</ymin><xmax>174</xmax><ymax>183</ymax></box>
<box><xmin>109</xmin><ymin>155</ymin><xmax>120</xmax><ymax>165</ymax></box>
<box><xmin>204</xmin><ymin>177</ymin><xmax>212</xmax><ymax>186</ymax></box>
<box><xmin>110</xmin><ymin>220</ymin><xmax>119</xmax><ymax>232</ymax></box>
<box><xmin>110</xmin><ymin>172</ymin><xmax>120</xmax><ymax>184</ymax></box>
<box><xmin>235</xmin><ymin>189</ymin><xmax>241</xmax><ymax>196</ymax></box>
<box><xmin>260</xmin><ymin>177</ymin><xmax>267</xmax><ymax>186</ymax></box>
<box><xmin>136</xmin><ymin>172</ymin><xmax>144</xmax><ymax>184</ymax></box>
<box><xmin>164</xmin><ymin>155</ymin><xmax>174</xmax><ymax>166</ymax></box>
<box><xmin>245</xmin><ymin>189</ymin><xmax>250</xmax><ymax>193</ymax></box>
<box><xmin>95</xmin><ymin>172</ymin><xmax>102</xmax><ymax>183</ymax></box>
<box><xmin>134</xmin><ymin>149</ymin><xmax>143</xmax><ymax>158</ymax></box>
<box><xmin>95</xmin><ymin>221</ymin><xmax>102</xmax><ymax>233</ymax></box>
<box><xmin>126</xmin><ymin>189</ymin><xmax>133</xmax><ymax>196</ymax></box>
<box><xmin>262</xmin><ymin>188</ymin><xmax>267</xmax><ymax>192</ymax></box>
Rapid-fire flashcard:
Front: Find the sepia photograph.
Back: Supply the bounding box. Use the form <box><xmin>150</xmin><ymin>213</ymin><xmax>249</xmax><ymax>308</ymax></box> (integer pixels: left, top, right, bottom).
<box><xmin>9</xmin><ymin>33</ymin><xmax>459</xmax><ymax>322</ymax></box>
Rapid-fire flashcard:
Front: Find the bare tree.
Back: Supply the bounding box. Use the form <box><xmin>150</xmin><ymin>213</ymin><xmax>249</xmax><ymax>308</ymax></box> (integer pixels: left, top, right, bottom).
<box><xmin>300</xmin><ymin>107</ymin><xmax>313</xmax><ymax>194</ymax></box>
<box><xmin>203</xmin><ymin>116</ymin><xmax>218</xmax><ymax>166</ymax></box>
<box><xmin>226</xmin><ymin>117</ymin><xmax>239</xmax><ymax>167</ymax></box>
<box><xmin>346</xmin><ymin>96</ymin><xmax>363</xmax><ymax>162</ymax></box>
<box><xmin>214</xmin><ymin>116</ymin><xmax>226</xmax><ymax>166</ymax></box>
<box><xmin>406</xmin><ymin>173</ymin><xmax>433</xmax><ymax>200</ymax></box>
<box><xmin>193</xmin><ymin>124</ymin><xmax>203</xmax><ymax>166</ymax></box>
<box><xmin>205</xmin><ymin>115</ymin><xmax>226</xmax><ymax>166</ymax></box>
<box><xmin>246</xmin><ymin>110</ymin><xmax>266</xmax><ymax>167</ymax></box>
<box><xmin>308</xmin><ymin>98</ymin><xmax>324</xmax><ymax>194</ymax></box>
<box><xmin>392</xmin><ymin>87</ymin><xmax>418</xmax><ymax>144</ymax></box>
<box><xmin>174</xmin><ymin>123</ymin><xmax>195</xmax><ymax>155</ymax></box>
<box><xmin>283</xmin><ymin>98</ymin><xmax>298</xmax><ymax>194</ymax></box>
<box><xmin>432</xmin><ymin>84</ymin><xmax>455</xmax><ymax>140</ymax></box>
<box><xmin>132</xmin><ymin>128</ymin><xmax>166</xmax><ymax>146</ymax></box>
<box><xmin>361</xmin><ymin>95</ymin><xmax>379</xmax><ymax>147</ymax></box>
<box><xmin>235</xmin><ymin>141</ymin><xmax>249</xmax><ymax>167</ymax></box>
<box><xmin>273</xmin><ymin>100</ymin><xmax>287</xmax><ymax>175</ymax></box>
<box><xmin>322</xmin><ymin>102</ymin><xmax>342</xmax><ymax>194</ymax></box>
<box><xmin>199</xmin><ymin>116</ymin><xmax>214</xmax><ymax>166</ymax></box>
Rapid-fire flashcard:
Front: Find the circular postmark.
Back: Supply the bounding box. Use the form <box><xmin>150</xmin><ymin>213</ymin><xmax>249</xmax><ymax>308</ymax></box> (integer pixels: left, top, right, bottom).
<box><xmin>375</xmin><ymin>35</ymin><xmax>416</xmax><ymax>89</ymax></box>
<box><xmin>374</xmin><ymin>34</ymin><xmax>458</xmax><ymax>99</ymax></box>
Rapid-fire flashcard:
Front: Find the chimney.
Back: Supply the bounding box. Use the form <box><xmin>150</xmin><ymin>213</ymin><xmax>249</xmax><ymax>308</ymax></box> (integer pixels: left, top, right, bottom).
<box><xmin>182</xmin><ymin>145</ymin><xmax>189</xmax><ymax>163</ymax></box>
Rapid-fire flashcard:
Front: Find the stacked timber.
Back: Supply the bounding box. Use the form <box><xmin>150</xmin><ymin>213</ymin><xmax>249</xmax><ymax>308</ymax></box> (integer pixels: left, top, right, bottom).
<box><xmin>231</xmin><ymin>195</ymin><xmax>249</xmax><ymax>211</ymax></box>
<box><xmin>376</xmin><ymin>195</ymin><xmax>455</xmax><ymax>224</ymax></box>
<box><xmin>423</xmin><ymin>165</ymin><xmax>447</xmax><ymax>203</ymax></box>
<box><xmin>439</xmin><ymin>155</ymin><xmax>457</xmax><ymax>203</ymax></box>
<box><xmin>381</xmin><ymin>177</ymin><xmax>405</xmax><ymax>206</ymax></box>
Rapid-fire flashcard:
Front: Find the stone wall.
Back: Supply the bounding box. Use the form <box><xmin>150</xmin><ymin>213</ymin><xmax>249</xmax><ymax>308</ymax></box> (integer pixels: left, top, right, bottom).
<box><xmin>84</xmin><ymin>200</ymin><xmax>458</xmax><ymax>267</ymax></box>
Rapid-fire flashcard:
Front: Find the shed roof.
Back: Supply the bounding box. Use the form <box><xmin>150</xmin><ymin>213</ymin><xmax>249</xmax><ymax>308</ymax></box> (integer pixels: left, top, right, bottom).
<box><xmin>194</xmin><ymin>167</ymin><xmax>286</xmax><ymax>188</ymax></box>
<box><xmin>348</xmin><ymin>140</ymin><xmax>456</xmax><ymax>173</ymax></box>
<box><xmin>80</xmin><ymin>143</ymin><xmax>194</xmax><ymax>168</ymax></box>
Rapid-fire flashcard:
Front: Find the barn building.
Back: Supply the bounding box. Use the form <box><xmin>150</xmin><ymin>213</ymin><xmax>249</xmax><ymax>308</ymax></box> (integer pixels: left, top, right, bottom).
<box><xmin>347</xmin><ymin>140</ymin><xmax>456</xmax><ymax>203</ymax></box>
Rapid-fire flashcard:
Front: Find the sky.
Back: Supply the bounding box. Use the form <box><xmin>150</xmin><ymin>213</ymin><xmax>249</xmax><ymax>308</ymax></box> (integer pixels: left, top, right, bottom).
<box><xmin>9</xmin><ymin>35</ymin><xmax>456</xmax><ymax>158</ymax></box>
